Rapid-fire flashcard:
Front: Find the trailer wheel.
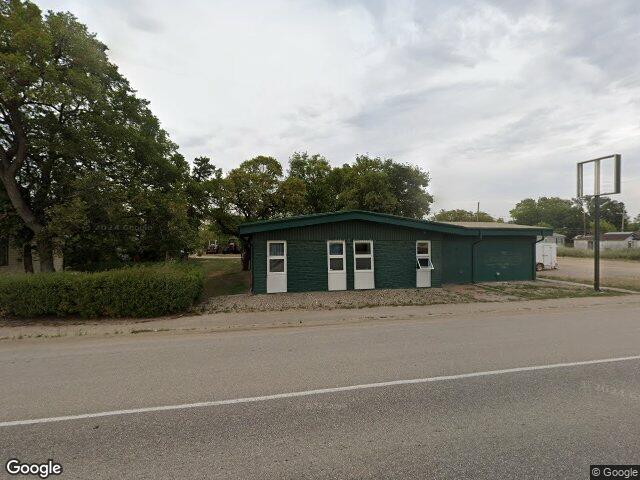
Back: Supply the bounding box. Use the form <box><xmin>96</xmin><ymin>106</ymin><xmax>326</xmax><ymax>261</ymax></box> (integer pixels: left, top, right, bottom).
<box><xmin>535</xmin><ymin>262</ymin><xmax>544</xmax><ymax>272</ymax></box>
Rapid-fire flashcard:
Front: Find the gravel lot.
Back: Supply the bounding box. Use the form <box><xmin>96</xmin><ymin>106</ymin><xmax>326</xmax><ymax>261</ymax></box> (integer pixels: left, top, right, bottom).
<box><xmin>198</xmin><ymin>282</ymin><xmax>604</xmax><ymax>313</ymax></box>
<box><xmin>542</xmin><ymin>256</ymin><xmax>640</xmax><ymax>280</ymax></box>
<box><xmin>199</xmin><ymin>288</ymin><xmax>465</xmax><ymax>313</ymax></box>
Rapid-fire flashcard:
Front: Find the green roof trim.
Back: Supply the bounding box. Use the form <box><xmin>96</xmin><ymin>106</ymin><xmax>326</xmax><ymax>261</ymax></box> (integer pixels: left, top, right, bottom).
<box><xmin>239</xmin><ymin>210</ymin><xmax>552</xmax><ymax>237</ymax></box>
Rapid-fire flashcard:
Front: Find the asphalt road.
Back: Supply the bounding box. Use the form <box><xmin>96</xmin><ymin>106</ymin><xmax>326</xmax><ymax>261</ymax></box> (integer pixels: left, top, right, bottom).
<box><xmin>1</xmin><ymin>296</ymin><xmax>640</xmax><ymax>479</ymax></box>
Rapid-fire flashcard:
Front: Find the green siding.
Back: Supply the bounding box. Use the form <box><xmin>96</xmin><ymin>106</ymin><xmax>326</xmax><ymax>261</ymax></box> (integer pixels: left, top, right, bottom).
<box><xmin>473</xmin><ymin>237</ymin><xmax>534</xmax><ymax>282</ymax></box>
<box><xmin>252</xmin><ymin>238</ymin><xmax>267</xmax><ymax>294</ymax></box>
<box><xmin>250</xmin><ymin>220</ymin><xmax>535</xmax><ymax>293</ymax></box>
<box><xmin>251</xmin><ymin>220</ymin><xmax>443</xmax><ymax>293</ymax></box>
<box><xmin>442</xmin><ymin>236</ymin><xmax>473</xmax><ymax>284</ymax></box>
<box><xmin>287</xmin><ymin>241</ymin><xmax>327</xmax><ymax>292</ymax></box>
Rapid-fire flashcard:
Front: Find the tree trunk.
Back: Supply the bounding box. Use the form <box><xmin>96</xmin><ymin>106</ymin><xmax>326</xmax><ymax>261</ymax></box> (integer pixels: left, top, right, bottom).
<box><xmin>22</xmin><ymin>242</ymin><xmax>34</xmax><ymax>273</ymax></box>
<box><xmin>241</xmin><ymin>242</ymin><xmax>251</xmax><ymax>271</ymax></box>
<box><xmin>0</xmin><ymin>172</ymin><xmax>43</xmax><ymax>235</ymax></box>
<box><xmin>37</xmin><ymin>237</ymin><xmax>55</xmax><ymax>273</ymax></box>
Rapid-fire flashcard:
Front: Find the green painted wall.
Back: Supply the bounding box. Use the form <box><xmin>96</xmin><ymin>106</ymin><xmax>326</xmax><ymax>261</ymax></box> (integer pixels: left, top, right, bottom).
<box><xmin>473</xmin><ymin>237</ymin><xmax>534</xmax><ymax>282</ymax></box>
<box><xmin>251</xmin><ymin>221</ymin><xmax>535</xmax><ymax>293</ymax></box>
<box><xmin>441</xmin><ymin>236</ymin><xmax>473</xmax><ymax>284</ymax></box>
<box><xmin>252</xmin><ymin>220</ymin><xmax>442</xmax><ymax>293</ymax></box>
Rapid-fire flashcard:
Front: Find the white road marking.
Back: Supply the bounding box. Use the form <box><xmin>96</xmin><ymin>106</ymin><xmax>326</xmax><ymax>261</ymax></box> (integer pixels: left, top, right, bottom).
<box><xmin>2</xmin><ymin>354</ymin><xmax>639</xmax><ymax>428</ymax></box>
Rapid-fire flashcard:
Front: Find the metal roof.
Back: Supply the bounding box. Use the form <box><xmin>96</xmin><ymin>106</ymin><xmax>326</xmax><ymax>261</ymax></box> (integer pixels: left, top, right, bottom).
<box><xmin>603</xmin><ymin>232</ymin><xmax>639</xmax><ymax>241</ymax></box>
<box><xmin>239</xmin><ymin>210</ymin><xmax>552</xmax><ymax>237</ymax></box>
<box><xmin>439</xmin><ymin>221</ymin><xmax>543</xmax><ymax>230</ymax></box>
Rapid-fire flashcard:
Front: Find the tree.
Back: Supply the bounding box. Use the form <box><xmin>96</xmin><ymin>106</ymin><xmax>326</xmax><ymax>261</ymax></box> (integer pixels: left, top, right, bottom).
<box><xmin>334</xmin><ymin>155</ymin><xmax>433</xmax><ymax>218</ymax></box>
<box><xmin>433</xmin><ymin>209</ymin><xmax>495</xmax><ymax>222</ymax></box>
<box><xmin>288</xmin><ymin>152</ymin><xmax>337</xmax><ymax>213</ymax></box>
<box><xmin>581</xmin><ymin>198</ymin><xmax>629</xmax><ymax>231</ymax></box>
<box><xmin>510</xmin><ymin>197</ymin><xmax>583</xmax><ymax>238</ymax></box>
<box><xmin>0</xmin><ymin>1</ymin><xmax>195</xmax><ymax>271</ymax></box>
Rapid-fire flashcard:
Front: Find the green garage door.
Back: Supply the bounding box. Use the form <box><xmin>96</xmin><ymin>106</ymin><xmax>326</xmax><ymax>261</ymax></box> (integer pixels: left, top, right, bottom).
<box><xmin>474</xmin><ymin>238</ymin><xmax>533</xmax><ymax>282</ymax></box>
<box><xmin>442</xmin><ymin>237</ymin><xmax>472</xmax><ymax>284</ymax></box>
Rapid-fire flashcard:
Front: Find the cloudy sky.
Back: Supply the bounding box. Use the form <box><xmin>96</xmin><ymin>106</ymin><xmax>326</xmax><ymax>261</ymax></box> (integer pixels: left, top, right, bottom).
<box><xmin>39</xmin><ymin>0</ymin><xmax>640</xmax><ymax>219</ymax></box>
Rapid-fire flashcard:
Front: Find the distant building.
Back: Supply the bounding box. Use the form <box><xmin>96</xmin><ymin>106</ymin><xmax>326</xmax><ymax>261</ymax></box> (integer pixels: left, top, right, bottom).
<box><xmin>601</xmin><ymin>232</ymin><xmax>640</xmax><ymax>250</ymax></box>
<box><xmin>0</xmin><ymin>237</ymin><xmax>64</xmax><ymax>274</ymax></box>
<box><xmin>573</xmin><ymin>232</ymin><xmax>640</xmax><ymax>250</ymax></box>
<box><xmin>538</xmin><ymin>233</ymin><xmax>566</xmax><ymax>246</ymax></box>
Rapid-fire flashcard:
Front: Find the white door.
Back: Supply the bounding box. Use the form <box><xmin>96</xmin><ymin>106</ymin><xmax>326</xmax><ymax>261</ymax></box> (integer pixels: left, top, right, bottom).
<box><xmin>266</xmin><ymin>241</ymin><xmax>287</xmax><ymax>293</ymax></box>
<box><xmin>353</xmin><ymin>240</ymin><xmax>374</xmax><ymax>289</ymax></box>
<box><xmin>327</xmin><ymin>241</ymin><xmax>346</xmax><ymax>291</ymax></box>
<box><xmin>416</xmin><ymin>240</ymin><xmax>433</xmax><ymax>287</ymax></box>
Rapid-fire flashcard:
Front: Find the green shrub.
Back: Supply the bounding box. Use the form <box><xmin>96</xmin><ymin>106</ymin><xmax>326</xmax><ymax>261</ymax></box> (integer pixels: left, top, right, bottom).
<box><xmin>559</xmin><ymin>246</ymin><xmax>640</xmax><ymax>261</ymax></box>
<box><xmin>0</xmin><ymin>262</ymin><xmax>204</xmax><ymax>318</ymax></box>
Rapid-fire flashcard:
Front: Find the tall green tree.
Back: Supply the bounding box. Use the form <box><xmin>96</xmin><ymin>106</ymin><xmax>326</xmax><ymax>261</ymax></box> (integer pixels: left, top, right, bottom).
<box><xmin>510</xmin><ymin>197</ymin><xmax>583</xmax><ymax>237</ymax></box>
<box><xmin>433</xmin><ymin>209</ymin><xmax>495</xmax><ymax>222</ymax></box>
<box><xmin>288</xmin><ymin>152</ymin><xmax>337</xmax><ymax>213</ymax></box>
<box><xmin>580</xmin><ymin>198</ymin><xmax>629</xmax><ymax>231</ymax></box>
<box><xmin>0</xmin><ymin>0</ymin><xmax>195</xmax><ymax>271</ymax></box>
<box><xmin>334</xmin><ymin>155</ymin><xmax>433</xmax><ymax>218</ymax></box>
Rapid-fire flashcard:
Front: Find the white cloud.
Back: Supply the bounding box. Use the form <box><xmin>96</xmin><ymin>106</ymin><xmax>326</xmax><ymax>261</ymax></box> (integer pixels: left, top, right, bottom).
<box><xmin>38</xmin><ymin>0</ymin><xmax>640</xmax><ymax>219</ymax></box>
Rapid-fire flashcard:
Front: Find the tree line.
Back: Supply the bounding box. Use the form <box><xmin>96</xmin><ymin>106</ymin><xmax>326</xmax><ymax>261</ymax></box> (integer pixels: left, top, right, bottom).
<box><xmin>434</xmin><ymin>197</ymin><xmax>638</xmax><ymax>238</ymax></box>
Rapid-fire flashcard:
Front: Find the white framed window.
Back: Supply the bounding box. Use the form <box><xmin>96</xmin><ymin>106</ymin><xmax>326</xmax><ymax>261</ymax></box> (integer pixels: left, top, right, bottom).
<box><xmin>327</xmin><ymin>240</ymin><xmax>345</xmax><ymax>272</ymax></box>
<box><xmin>267</xmin><ymin>241</ymin><xmax>286</xmax><ymax>274</ymax></box>
<box><xmin>353</xmin><ymin>240</ymin><xmax>374</xmax><ymax>271</ymax></box>
<box><xmin>416</xmin><ymin>240</ymin><xmax>433</xmax><ymax>270</ymax></box>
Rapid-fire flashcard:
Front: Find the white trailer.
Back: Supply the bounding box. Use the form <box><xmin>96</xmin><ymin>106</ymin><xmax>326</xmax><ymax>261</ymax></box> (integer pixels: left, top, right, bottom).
<box><xmin>535</xmin><ymin>242</ymin><xmax>557</xmax><ymax>271</ymax></box>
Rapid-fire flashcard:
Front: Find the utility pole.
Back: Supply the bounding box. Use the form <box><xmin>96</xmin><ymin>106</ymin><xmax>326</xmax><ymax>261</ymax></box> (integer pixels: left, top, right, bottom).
<box><xmin>476</xmin><ymin>202</ymin><xmax>480</xmax><ymax>222</ymax></box>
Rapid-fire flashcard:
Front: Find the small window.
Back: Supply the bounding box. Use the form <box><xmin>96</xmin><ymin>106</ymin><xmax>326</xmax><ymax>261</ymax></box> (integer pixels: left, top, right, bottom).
<box><xmin>269</xmin><ymin>259</ymin><xmax>285</xmax><ymax>272</ymax></box>
<box><xmin>327</xmin><ymin>241</ymin><xmax>346</xmax><ymax>272</ymax></box>
<box><xmin>417</xmin><ymin>258</ymin><xmax>432</xmax><ymax>269</ymax></box>
<box><xmin>353</xmin><ymin>240</ymin><xmax>374</xmax><ymax>271</ymax></box>
<box><xmin>267</xmin><ymin>241</ymin><xmax>286</xmax><ymax>274</ymax></box>
<box><xmin>416</xmin><ymin>241</ymin><xmax>430</xmax><ymax>255</ymax></box>
<box><xmin>329</xmin><ymin>258</ymin><xmax>344</xmax><ymax>271</ymax></box>
<box><xmin>269</xmin><ymin>242</ymin><xmax>285</xmax><ymax>257</ymax></box>
<box><xmin>329</xmin><ymin>242</ymin><xmax>343</xmax><ymax>256</ymax></box>
<box><xmin>355</xmin><ymin>257</ymin><xmax>371</xmax><ymax>270</ymax></box>
<box><xmin>0</xmin><ymin>238</ymin><xmax>8</xmax><ymax>267</ymax></box>
<box><xmin>354</xmin><ymin>242</ymin><xmax>371</xmax><ymax>255</ymax></box>
<box><xmin>416</xmin><ymin>240</ymin><xmax>433</xmax><ymax>270</ymax></box>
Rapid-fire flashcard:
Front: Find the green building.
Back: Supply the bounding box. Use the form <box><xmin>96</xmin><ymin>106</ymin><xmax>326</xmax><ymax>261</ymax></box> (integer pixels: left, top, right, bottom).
<box><xmin>238</xmin><ymin>211</ymin><xmax>552</xmax><ymax>294</ymax></box>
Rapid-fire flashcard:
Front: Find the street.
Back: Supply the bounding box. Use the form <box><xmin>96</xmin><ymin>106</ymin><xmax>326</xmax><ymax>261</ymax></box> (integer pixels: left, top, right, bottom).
<box><xmin>1</xmin><ymin>295</ymin><xmax>640</xmax><ymax>479</ymax></box>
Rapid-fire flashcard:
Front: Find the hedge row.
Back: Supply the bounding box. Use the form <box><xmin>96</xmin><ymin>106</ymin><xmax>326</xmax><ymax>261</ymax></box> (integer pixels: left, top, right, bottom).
<box><xmin>0</xmin><ymin>262</ymin><xmax>204</xmax><ymax>318</ymax></box>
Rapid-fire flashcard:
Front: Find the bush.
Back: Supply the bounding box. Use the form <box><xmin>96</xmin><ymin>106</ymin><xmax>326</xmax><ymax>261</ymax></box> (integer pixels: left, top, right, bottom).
<box><xmin>558</xmin><ymin>246</ymin><xmax>640</xmax><ymax>261</ymax></box>
<box><xmin>0</xmin><ymin>262</ymin><xmax>204</xmax><ymax>318</ymax></box>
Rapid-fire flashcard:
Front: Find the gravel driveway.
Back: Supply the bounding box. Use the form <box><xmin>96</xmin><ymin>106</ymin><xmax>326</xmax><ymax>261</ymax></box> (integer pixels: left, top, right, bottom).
<box><xmin>542</xmin><ymin>256</ymin><xmax>640</xmax><ymax>280</ymax></box>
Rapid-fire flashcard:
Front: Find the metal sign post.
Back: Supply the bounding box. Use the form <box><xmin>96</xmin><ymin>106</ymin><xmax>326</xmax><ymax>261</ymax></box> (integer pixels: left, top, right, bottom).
<box><xmin>577</xmin><ymin>154</ymin><xmax>621</xmax><ymax>292</ymax></box>
<box><xmin>593</xmin><ymin>196</ymin><xmax>600</xmax><ymax>291</ymax></box>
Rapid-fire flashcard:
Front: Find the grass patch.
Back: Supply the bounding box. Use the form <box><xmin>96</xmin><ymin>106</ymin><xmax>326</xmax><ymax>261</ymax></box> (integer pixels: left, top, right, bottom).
<box><xmin>538</xmin><ymin>274</ymin><xmax>640</xmax><ymax>292</ymax></box>
<box><xmin>189</xmin><ymin>258</ymin><xmax>250</xmax><ymax>302</ymax></box>
<box><xmin>558</xmin><ymin>246</ymin><xmax>640</xmax><ymax>261</ymax></box>
<box><xmin>477</xmin><ymin>281</ymin><xmax>622</xmax><ymax>299</ymax></box>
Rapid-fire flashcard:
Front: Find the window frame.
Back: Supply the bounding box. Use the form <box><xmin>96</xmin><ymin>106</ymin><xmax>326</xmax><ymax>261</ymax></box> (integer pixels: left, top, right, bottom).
<box><xmin>353</xmin><ymin>240</ymin><xmax>374</xmax><ymax>272</ymax></box>
<box><xmin>416</xmin><ymin>240</ymin><xmax>434</xmax><ymax>270</ymax></box>
<box><xmin>327</xmin><ymin>240</ymin><xmax>346</xmax><ymax>273</ymax></box>
<box><xmin>267</xmin><ymin>240</ymin><xmax>287</xmax><ymax>274</ymax></box>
